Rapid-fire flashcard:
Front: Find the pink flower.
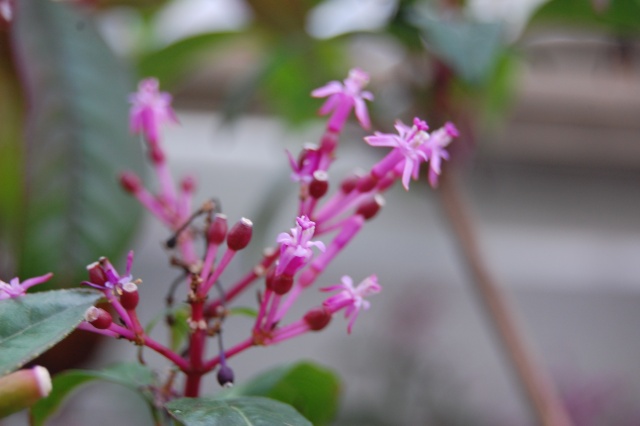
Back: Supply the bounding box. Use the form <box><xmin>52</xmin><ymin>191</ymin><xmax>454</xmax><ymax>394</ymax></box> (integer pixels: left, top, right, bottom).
<box><xmin>129</xmin><ymin>78</ymin><xmax>177</xmax><ymax>144</ymax></box>
<box><xmin>312</xmin><ymin>68</ymin><xmax>374</xmax><ymax>131</ymax></box>
<box><xmin>0</xmin><ymin>273</ymin><xmax>53</xmax><ymax>300</ymax></box>
<box><xmin>421</xmin><ymin>122</ymin><xmax>458</xmax><ymax>188</ymax></box>
<box><xmin>285</xmin><ymin>144</ymin><xmax>321</xmax><ymax>183</ymax></box>
<box><xmin>365</xmin><ymin>117</ymin><xmax>430</xmax><ymax>190</ymax></box>
<box><xmin>321</xmin><ymin>275</ymin><xmax>381</xmax><ymax>334</ymax></box>
<box><xmin>83</xmin><ymin>251</ymin><xmax>135</xmax><ymax>292</ymax></box>
<box><xmin>276</xmin><ymin>216</ymin><xmax>325</xmax><ymax>276</ymax></box>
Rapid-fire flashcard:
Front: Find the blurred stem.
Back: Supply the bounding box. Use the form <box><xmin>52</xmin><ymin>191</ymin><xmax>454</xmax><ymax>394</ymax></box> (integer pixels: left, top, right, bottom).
<box><xmin>438</xmin><ymin>171</ymin><xmax>572</xmax><ymax>426</ymax></box>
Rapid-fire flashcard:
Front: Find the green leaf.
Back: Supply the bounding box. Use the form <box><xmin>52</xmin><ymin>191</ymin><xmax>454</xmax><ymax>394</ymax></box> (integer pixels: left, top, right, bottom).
<box><xmin>137</xmin><ymin>31</ymin><xmax>239</xmax><ymax>88</ymax></box>
<box><xmin>530</xmin><ymin>0</ymin><xmax>640</xmax><ymax>34</ymax></box>
<box><xmin>0</xmin><ymin>289</ymin><xmax>102</xmax><ymax>375</ymax></box>
<box><xmin>166</xmin><ymin>396</ymin><xmax>312</xmax><ymax>426</ymax></box>
<box><xmin>227</xmin><ymin>361</ymin><xmax>341</xmax><ymax>425</ymax></box>
<box><xmin>411</xmin><ymin>10</ymin><xmax>505</xmax><ymax>85</ymax></box>
<box><xmin>12</xmin><ymin>0</ymin><xmax>144</xmax><ymax>289</ymax></box>
<box><xmin>30</xmin><ymin>363</ymin><xmax>155</xmax><ymax>426</ymax></box>
<box><xmin>227</xmin><ymin>307</ymin><xmax>258</xmax><ymax>318</ymax></box>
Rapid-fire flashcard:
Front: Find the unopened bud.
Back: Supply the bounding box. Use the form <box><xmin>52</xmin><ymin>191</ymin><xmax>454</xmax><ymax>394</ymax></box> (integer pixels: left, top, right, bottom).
<box><xmin>309</xmin><ymin>171</ymin><xmax>329</xmax><ymax>199</ymax></box>
<box><xmin>120</xmin><ymin>282</ymin><xmax>139</xmax><ymax>310</ymax></box>
<box><xmin>217</xmin><ymin>365</ymin><xmax>235</xmax><ymax>387</ymax></box>
<box><xmin>181</xmin><ymin>176</ymin><xmax>196</xmax><ymax>193</ymax></box>
<box><xmin>340</xmin><ymin>174</ymin><xmax>359</xmax><ymax>194</ymax></box>
<box><xmin>84</xmin><ymin>306</ymin><xmax>112</xmax><ymax>329</ymax></box>
<box><xmin>86</xmin><ymin>261</ymin><xmax>108</xmax><ymax>286</ymax></box>
<box><xmin>356</xmin><ymin>174</ymin><xmax>378</xmax><ymax>192</ymax></box>
<box><xmin>119</xmin><ymin>172</ymin><xmax>141</xmax><ymax>194</ymax></box>
<box><xmin>0</xmin><ymin>366</ymin><xmax>52</xmax><ymax>418</ymax></box>
<box><xmin>304</xmin><ymin>307</ymin><xmax>332</xmax><ymax>331</ymax></box>
<box><xmin>227</xmin><ymin>218</ymin><xmax>253</xmax><ymax>251</ymax></box>
<box><xmin>207</xmin><ymin>214</ymin><xmax>228</xmax><ymax>245</ymax></box>
<box><xmin>150</xmin><ymin>145</ymin><xmax>165</xmax><ymax>164</ymax></box>
<box><xmin>356</xmin><ymin>194</ymin><xmax>385</xmax><ymax>220</ymax></box>
<box><xmin>271</xmin><ymin>274</ymin><xmax>294</xmax><ymax>295</ymax></box>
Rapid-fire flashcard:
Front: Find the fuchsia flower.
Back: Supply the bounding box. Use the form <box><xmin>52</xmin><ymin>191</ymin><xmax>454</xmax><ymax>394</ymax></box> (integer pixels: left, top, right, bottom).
<box><xmin>128</xmin><ymin>78</ymin><xmax>177</xmax><ymax>144</ymax></box>
<box><xmin>276</xmin><ymin>216</ymin><xmax>325</xmax><ymax>276</ymax></box>
<box><xmin>312</xmin><ymin>68</ymin><xmax>374</xmax><ymax>131</ymax></box>
<box><xmin>0</xmin><ymin>273</ymin><xmax>53</xmax><ymax>300</ymax></box>
<box><xmin>365</xmin><ymin>117</ymin><xmax>430</xmax><ymax>190</ymax></box>
<box><xmin>285</xmin><ymin>144</ymin><xmax>321</xmax><ymax>183</ymax></box>
<box><xmin>321</xmin><ymin>275</ymin><xmax>381</xmax><ymax>334</ymax></box>
<box><xmin>421</xmin><ymin>122</ymin><xmax>458</xmax><ymax>188</ymax></box>
<box><xmin>83</xmin><ymin>251</ymin><xmax>135</xmax><ymax>292</ymax></box>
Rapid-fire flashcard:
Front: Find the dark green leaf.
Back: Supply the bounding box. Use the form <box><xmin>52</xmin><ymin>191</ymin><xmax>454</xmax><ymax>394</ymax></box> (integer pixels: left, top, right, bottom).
<box><xmin>530</xmin><ymin>0</ymin><xmax>640</xmax><ymax>34</ymax></box>
<box><xmin>0</xmin><ymin>289</ymin><xmax>102</xmax><ymax>375</ymax></box>
<box><xmin>137</xmin><ymin>31</ymin><xmax>239</xmax><ymax>88</ymax></box>
<box><xmin>411</xmin><ymin>10</ymin><xmax>505</xmax><ymax>85</ymax></box>
<box><xmin>166</xmin><ymin>396</ymin><xmax>312</xmax><ymax>426</ymax></box>
<box><xmin>30</xmin><ymin>362</ymin><xmax>155</xmax><ymax>426</ymax></box>
<box><xmin>227</xmin><ymin>361</ymin><xmax>341</xmax><ymax>425</ymax></box>
<box><xmin>12</xmin><ymin>0</ymin><xmax>144</xmax><ymax>289</ymax></box>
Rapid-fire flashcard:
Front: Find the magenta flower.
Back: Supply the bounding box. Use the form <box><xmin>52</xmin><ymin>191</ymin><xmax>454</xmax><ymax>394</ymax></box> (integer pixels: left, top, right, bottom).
<box><xmin>83</xmin><ymin>251</ymin><xmax>135</xmax><ymax>292</ymax></box>
<box><xmin>285</xmin><ymin>144</ymin><xmax>321</xmax><ymax>183</ymax></box>
<box><xmin>422</xmin><ymin>122</ymin><xmax>458</xmax><ymax>188</ymax></box>
<box><xmin>276</xmin><ymin>216</ymin><xmax>325</xmax><ymax>276</ymax></box>
<box><xmin>129</xmin><ymin>78</ymin><xmax>177</xmax><ymax>144</ymax></box>
<box><xmin>321</xmin><ymin>275</ymin><xmax>381</xmax><ymax>334</ymax></box>
<box><xmin>365</xmin><ymin>117</ymin><xmax>430</xmax><ymax>190</ymax></box>
<box><xmin>0</xmin><ymin>273</ymin><xmax>53</xmax><ymax>300</ymax></box>
<box><xmin>312</xmin><ymin>68</ymin><xmax>374</xmax><ymax>131</ymax></box>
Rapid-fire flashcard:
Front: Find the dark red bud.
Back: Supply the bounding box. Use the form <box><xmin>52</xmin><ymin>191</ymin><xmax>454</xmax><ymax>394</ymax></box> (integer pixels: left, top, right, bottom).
<box><xmin>86</xmin><ymin>262</ymin><xmax>108</xmax><ymax>286</ymax></box>
<box><xmin>150</xmin><ymin>145</ymin><xmax>165</xmax><ymax>164</ymax></box>
<box><xmin>217</xmin><ymin>365</ymin><xmax>235</xmax><ymax>387</ymax></box>
<box><xmin>119</xmin><ymin>172</ymin><xmax>141</xmax><ymax>194</ymax></box>
<box><xmin>207</xmin><ymin>214</ymin><xmax>228</xmax><ymax>245</ymax></box>
<box><xmin>271</xmin><ymin>274</ymin><xmax>294</xmax><ymax>295</ymax></box>
<box><xmin>227</xmin><ymin>218</ymin><xmax>253</xmax><ymax>251</ymax></box>
<box><xmin>85</xmin><ymin>307</ymin><xmax>112</xmax><ymax>329</ymax></box>
<box><xmin>181</xmin><ymin>176</ymin><xmax>196</xmax><ymax>193</ymax></box>
<box><xmin>304</xmin><ymin>307</ymin><xmax>332</xmax><ymax>331</ymax></box>
<box><xmin>120</xmin><ymin>282</ymin><xmax>139</xmax><ymax>310</ymax></box>
<box><xmin>356</xmin><ymin>174</ymin><xmax>378</xmax><ymax>192</ymax></box>
<box><xmin>356</xmin><ymin>194</ymin><xmax>385</xmax><ymax>220</ymax></box>
<box><xmin>309</xmin><ymin>171</ymin><xmax>329</xmax><ymax>199</ymax></box>
<box><xmin>340</xmin><ymin>174</ymin><xmax>360</xmax><ymax>194</ymax></box>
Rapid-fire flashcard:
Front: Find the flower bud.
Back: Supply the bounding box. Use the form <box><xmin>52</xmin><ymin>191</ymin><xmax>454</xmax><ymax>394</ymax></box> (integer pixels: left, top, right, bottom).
<box><xmin>309</xmin><ymin>171</ymin><xmax>329</xmax><ymax>199</ymax></box>
<box><xmin>120</xmin><ymin>282</ymin><xmax>139</xmax><ymax>310</ymax></box>
<box><xmin>181</xmin><ymin>176</ymin><xmax>196</xmax><ymax>193</ymax></box>
<box><xmin>119</xmin><ymin>172</ymin><xmax>141</xmax><ymax>194</ymax></box>
<box><xmin>207</xmin><ymin>214</ymin><xmax>228</xmax><ymax>245</ymax></box>
<box><xmin>340</xmin><ymin>174</ymin><xmax>359</xmax><ymax>194</ymax></box>
<box><xmin>271</xmin><ymin>274</ymin><xmax>294</xmax><ymax>295</ymax></box>
<box><xmin>227</xmin><ymin>218</ymin><xmax>253</xmax><ymax>251</ymax></box>
<box><xmin>356</xmin><ymin>174</ymin><xmax>378</xmax><ymax>192</ymax></box>
<box><xmin>86</xmin><ymin>261</ymin><xmax>108</xmax><ymax>286</ymax></box>
<box><xmin>0</xmin><ymin>366</ymin><xmax>52</xmax><ymax>418</ymax></box>
<box><xmin>304</xmin><ymin>307</ymin><xmax>332</xmax><ymax>331</ymax></box>
<box><xmin>217</xmin><ymin>365</ymin><xmax>235</xmax><ymax>388</ymax></box>
<box><xmin>150</xmin><ymin>145</ymin><xmax>165</xmax><ymax>164</ymax></box>
<box><xmin>356</xmin><ymin>194</ymin><xmax>385</xmax><ymax>220</ymax></box>
<box><xmin>84</xmin><ymin>306</ymin><xmax>113</xmax><ymax>329</ymax></box>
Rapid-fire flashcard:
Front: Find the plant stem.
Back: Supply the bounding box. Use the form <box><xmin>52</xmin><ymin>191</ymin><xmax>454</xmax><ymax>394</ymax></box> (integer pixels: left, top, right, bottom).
<box><xmin>438</xmin><ymin>172</ymin><xmax>572</xmax><ymax>426</ymax></box>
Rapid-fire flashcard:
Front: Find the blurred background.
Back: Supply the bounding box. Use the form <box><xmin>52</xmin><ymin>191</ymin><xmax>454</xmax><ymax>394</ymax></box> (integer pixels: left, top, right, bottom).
<box><xmin>2</xmin><ymin>0</ymin><xmax>640</xmax><ymax>425</ymax></box>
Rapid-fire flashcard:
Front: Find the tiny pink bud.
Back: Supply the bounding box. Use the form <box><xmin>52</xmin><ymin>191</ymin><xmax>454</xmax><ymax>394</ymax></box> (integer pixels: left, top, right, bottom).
<box><xmin>120</xmin><ymin>282</ymin><xmax>139</xmax><ymax>310</ymax></box>
<box><xmin>340</xmin><ymin>174</ymin><xmax>360</xmax><ymax>194</ymax></box>
<box><xmin>271</xmin><ymin>274</ymin><xmax>294</xmax><ymax>295</ymax></box>
<box><xmin>227</xmin><ymin>218</ymin><xmax>253</xmax><ymax>251</ymax></box>
<box><xmin>119</xmin><ymin>172</ymin><xmax>141</xmax><ymax>194</ymax></box>
<box><xmin>86</xmin><ymin>261</ymin><xmax>108</xmax><ymax>286</ymax></box>
<box><xmin>356</xmin><ymin>174</ymin><xmax>378</xmax><ymax>192</ymax></box>
<box><xmin>309</xmin><ymin>171</ymin><xmax>329</xmax><ymax>199</ymax></box>
<box><xmin>181</xmin><ymin>176</ymin><xmax>196</xmax><ymax>192</ymax></box>
<box><xmin>84</xmin><ymin>306</ymin><xmax>112</xmax><ymax>329</ymax></box>
<box><xmin>150</xmin><ymin>145</ymin><xmax>165</xmax><ymax>164</ymax></box>
<box><xmin>207</xmin><ymin>214</ymin><xmax>228</xmax><ymax>245</ymax></box>
<box><xmin>356</xmin><ymin>194</ymin><xmax>385</xmax><ymax>220</ymax></box>
<box><xmin>304</xmin><ymin>307</ymin><xmax>332</xmax><ymax>331</ymax></box>
<box><xmin>217</xmin><ymin>365</ymin><xmax>234</xmax><ymax>387</ymax></box>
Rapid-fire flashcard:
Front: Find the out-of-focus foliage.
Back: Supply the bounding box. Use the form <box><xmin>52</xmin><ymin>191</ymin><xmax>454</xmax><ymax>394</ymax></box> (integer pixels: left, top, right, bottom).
<box><xmin>530</xmin><ymin>0</ymin><xmax>640</xmax><ymax>34</ymax></box>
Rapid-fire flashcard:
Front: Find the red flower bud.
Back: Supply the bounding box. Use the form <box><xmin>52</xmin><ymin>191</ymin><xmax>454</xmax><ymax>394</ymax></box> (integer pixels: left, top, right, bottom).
<box><xmin>227</xmin><ymin>218</ymin><xmax>253</xmax><ymax>251</ymax></box>
<box><xmin>271</xmin><ymin>274</ymin><xmax>294</xmax><ymax>295</ymax></box>
<box><xmin>356</xmin><ymin>194</ymin><xmax>385</xmax><ymax>220</ymax></box>
<box><xmin>304</xmin><ymin>307</ymin><xmax>332</xmax><ymax>331</ymax></box>
<box><xmin>120</xmin><ymin>282</ymin><xmax>139</xmax><ymax>310</ymax></box>
<box><xmin>356</xmin><ymin>174</ymin><xmax>378</xmax><ymax>192</ymax></box>
<box><xmin>340</xmin><ymin>174</ymin><xmax>359</xmax><ymax>194</ymax></box>
<box><xmin>119</xmin><ymin>172</ymin><xmax>141</xmax><ymax>194</ymax></box>
<box><xmin>309</xmin><ymin>171</ymin><xmax>329</xmax><ymax>199</ymax></box>
<box><xmin>150</xmin><ymin>145</ymin><xmax>165</xmax><ymax>164</ymax></box>
<box><xmin>181</xmin><ymin>176</ymin><xmax>196</xmax><ymax>193</ymax></box>
<box><xmin>84</xmin><ymin>306</ymin><xmax>112</xmax><ymax>329</ymax></box>
<box><xmin>86</xmin><ymin>262</ymin><xmax>108</xmax><ymax>286</ymax></box>
<box><xmin>207</xmin><ymin>214</ymin><xmax>228</xmax><ymax>245</ymax></box>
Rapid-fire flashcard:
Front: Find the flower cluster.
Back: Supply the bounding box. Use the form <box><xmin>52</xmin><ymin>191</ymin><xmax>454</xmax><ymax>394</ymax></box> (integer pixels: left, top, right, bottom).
<box><xmin>23</xmin><ymin>70</ymin><xmax>456</xmax><ymax>398</ymax></box>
